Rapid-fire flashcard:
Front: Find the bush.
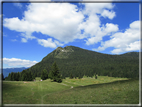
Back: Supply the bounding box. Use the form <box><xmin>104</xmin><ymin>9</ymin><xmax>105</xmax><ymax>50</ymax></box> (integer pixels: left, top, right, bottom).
<box><xmin>56</xmin><ymin>78</ymin><xmax>62</xmax><ymax>83</ymax></box>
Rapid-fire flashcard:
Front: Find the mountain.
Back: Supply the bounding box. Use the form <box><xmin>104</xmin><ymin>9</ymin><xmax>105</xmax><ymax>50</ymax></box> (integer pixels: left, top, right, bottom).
<box><xmin>3</xmin><ymin>67</ymin><xmax>28</xmax><ymax>78</ymax></box>
<box><xmin>25</xmin><ymin>46</ymin><xmax>139</xmax><ymax>78</ymax></box>
<box><xmin>121</xmin><ymin>51</ymin><xmax>139</xmax><ymax>57</ymax></box>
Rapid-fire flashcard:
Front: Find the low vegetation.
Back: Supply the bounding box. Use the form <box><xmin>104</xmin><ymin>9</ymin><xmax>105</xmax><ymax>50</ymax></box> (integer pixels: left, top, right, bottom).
<box><xmin>3</xmin><ymin>76</ymin><xmax>139</xmax><ymax>104</ymax></box>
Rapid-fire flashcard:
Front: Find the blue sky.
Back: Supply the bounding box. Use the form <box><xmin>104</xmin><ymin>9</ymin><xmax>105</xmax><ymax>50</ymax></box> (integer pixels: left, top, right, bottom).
<box><xmin>1</xmin><ymin>0</ymin><xmax>141</xmax><ymax>68</ymax></box>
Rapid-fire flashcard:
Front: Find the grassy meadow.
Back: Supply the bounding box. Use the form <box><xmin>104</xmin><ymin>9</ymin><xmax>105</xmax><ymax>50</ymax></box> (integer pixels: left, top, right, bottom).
<box><xmin>3</xmin><ymin>76</ymin><xmax>139</xmax><ymax>104</ymax></box>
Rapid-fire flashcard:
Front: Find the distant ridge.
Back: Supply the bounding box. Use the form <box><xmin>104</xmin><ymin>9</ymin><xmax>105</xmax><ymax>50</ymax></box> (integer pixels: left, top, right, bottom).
<box><xmin>3</xmin><ymin>67</ymin><xmax>28</xmax><ymax>78</ymax></box>
<box><xmin>25</xmin><ymin>46</ymin><xmax>139</xmax><ymax>78</ymax></box>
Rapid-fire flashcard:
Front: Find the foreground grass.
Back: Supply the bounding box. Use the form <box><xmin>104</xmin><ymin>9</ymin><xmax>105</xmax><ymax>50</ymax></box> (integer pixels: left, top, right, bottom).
<box><xmin>44</xmin><ymin>79</ymin><xmax>139</xmax><ymax>104</ymax></box>
<box><xmin>3</xmin><ymin>76</ymin><xmax>139</xmax><ymax>104</ymax></box>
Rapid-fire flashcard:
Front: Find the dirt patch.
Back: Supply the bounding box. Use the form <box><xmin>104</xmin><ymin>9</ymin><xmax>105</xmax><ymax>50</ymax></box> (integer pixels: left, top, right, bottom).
<box><xmin>61</xmin><ymin>83</ymin><xmax>68</xmax><ymax>86</ymax></box>
<box><xmin>24</xmin><ymin>82</ymin><xmax>29</xmax><ymax>83</ymax></box>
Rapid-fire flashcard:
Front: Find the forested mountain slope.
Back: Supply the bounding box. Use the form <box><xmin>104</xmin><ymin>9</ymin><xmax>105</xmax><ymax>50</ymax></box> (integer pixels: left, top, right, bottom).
<box><xmin>26</xmin><ymin>46</ymin><xmax>139</xmax><ymax>78</ymax></box>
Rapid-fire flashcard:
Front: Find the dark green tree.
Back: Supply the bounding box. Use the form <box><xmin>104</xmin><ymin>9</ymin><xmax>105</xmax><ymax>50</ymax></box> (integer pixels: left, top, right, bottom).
<box><xmin>21</xmin><ymin>70</ymin><xmax>28</xmax><ymax>81</ymax></box>
<box><xmin>17</xmin><ymin>72</ymin><xmax>20</xmax><ymax>81</ymax></box>
<box><xmin>78</xmin><ymin>74</ymin><xmax>81</xmax><ymax>79</ymax></box>
<box><xmin>32</xmin><ymin>73</ymin><xmax>36</xmax><ymax>80</ymax></box>
<box><xmin>49</xmin><ymin>62</ymin><xmax>62</xmax><ymax>83</ymax></box>
<box><xmin>41</xmin><ymin>69</ymin><xmax>48</xmax><ymax>80</ymax></box>
<box><xmin>69</xmin><ymin>73</ymin><xmax>73</xmax><ymax>79</ymax></box>
<box><xmin>44</xmin><ymin>69</ymin><xmax>48</xmax><ymax>79</ymax></box>
<box><xmin>14</xmin><ymin>72</ymin><xmax>18</xmax><ymax>81</ymax></box>
<box><xmin>41</xmin><ymin>70</ymin><xmax>44</xmax><ymax>80</ymax></box>
<box><xmin>11</xmin><ymin>72</ymin><xmax>14</xmax><ymax>81</ymax></box>
<box><xmin>48</xmin><ymin>70</ymin><xmax>53</xmax><ymax>80</ymax></box>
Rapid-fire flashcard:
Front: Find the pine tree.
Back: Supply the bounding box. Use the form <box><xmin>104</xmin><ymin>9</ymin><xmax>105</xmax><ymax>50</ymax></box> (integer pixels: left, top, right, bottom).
<box><xmin>48</xmin><ymin>70</ymin><xmax>54</xmax><ymax>80</ymax></box>
<box><xmin>11</xmin><ymin>72</ymin><xmax>14</xmax><ymax>81</ymax></box>
<box><xmin>27</xmin><ymin>70</ymin><xmax>33</xmax><ymax>81</ymax></box>
<box><xmin>70</xmin><ymin>73</ymin><xmax>73</xmax><ymax>79</ymax></box>
<box><xmin>78</xmin><ymin>74</ymin><xmax>81</xmax><ymax>79</ymax></box>
<box><xmin>43</xmin><ymin>69</ymin><xmax>48</xmax><ymax>79</ymax></box>
<box><xmin>32</xmin><ymin>74</ymin><xmax>36</xmax><ymax>80</ymax></box>
<box><xmin>8</xmin><ymin>73</ymin><xmax>11</xmax><ymax>80</ymax></box>
<box><xmin>41</xmin><ymin>69</ymin><xmax>48</xmax><ymax>80</ymax></box>
<box><xmin>21</xmin><ymin>70</ymin><xmax>28</xmax><ymax>81</ymax></box>
<box><xmin>49</xmin><ymin>62</ymin><xmax>62</xmax><ymax>83</ymax></box>
<box><xmin>14</xmin><ymin>73</ymin><xmax>18</xmax><ymax>81</ymax></box>
<box><xmin>41</xmin><ymin>70</ymin><xmax>44</xmax><ymax>80</ymax></box>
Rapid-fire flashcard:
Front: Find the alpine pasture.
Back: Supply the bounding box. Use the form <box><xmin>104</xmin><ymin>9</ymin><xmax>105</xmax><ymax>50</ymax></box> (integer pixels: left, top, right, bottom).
<box><xmin>3</xmin><ymin>76</ymin><xmax>139</xmax><ymax>104</ymax></box>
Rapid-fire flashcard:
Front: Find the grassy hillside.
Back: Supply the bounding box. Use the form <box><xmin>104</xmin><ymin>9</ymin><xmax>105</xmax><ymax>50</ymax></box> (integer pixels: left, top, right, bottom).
<box><xmin>3</xmin><ymin>76</ymin><xmax>139</xmax><ymax>104</ymax></box>
<box><xmin>26</xmin><ymin>46</ymin><xmax>139</xmax><ymax>78</ymax></box>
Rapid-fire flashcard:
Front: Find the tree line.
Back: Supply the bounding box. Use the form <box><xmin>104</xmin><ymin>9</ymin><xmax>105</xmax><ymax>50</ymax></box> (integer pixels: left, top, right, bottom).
<box><xmin>4</xmin><ymin>46</ymin><xmax>139</xmax><ymax>80</ymax></box>
<box><xmin>5</xmin><ymin>70</ymin><xmax>35</xmax><ymax>81</ymax></box>
<box><xmin>4</xmin><ymin>62</ymin><xmax>62</xmax><ymax>83</ymax></box>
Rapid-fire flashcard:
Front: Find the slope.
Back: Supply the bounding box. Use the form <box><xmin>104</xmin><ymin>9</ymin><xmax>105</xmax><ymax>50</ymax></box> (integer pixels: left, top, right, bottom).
<box><xmin>26</xmin><ymin>46</ymin><xmax>139</xmax><ymax>78</ymax></box>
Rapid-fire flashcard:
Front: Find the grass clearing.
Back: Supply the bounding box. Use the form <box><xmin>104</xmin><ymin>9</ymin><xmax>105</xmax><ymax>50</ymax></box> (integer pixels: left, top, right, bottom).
<box><xmin>3</xmin><ymin>76</ymin><xmax>139</xmax><ymax>104</ymax></box>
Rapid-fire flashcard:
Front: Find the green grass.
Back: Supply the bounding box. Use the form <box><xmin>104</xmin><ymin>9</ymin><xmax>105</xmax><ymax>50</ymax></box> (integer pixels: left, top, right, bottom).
<box><xmin>3</xmin><ymin>76</ymin><xmax>139</xmax><ymax>104</ymax></box>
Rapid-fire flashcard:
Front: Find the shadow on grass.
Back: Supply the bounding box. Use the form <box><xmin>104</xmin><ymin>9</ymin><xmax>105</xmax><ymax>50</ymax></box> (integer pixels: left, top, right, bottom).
<box><xmin>72</xmin><ymin>78</ymin><xmax>138</xmax><ymax>90</ymax></box>
<box><xmin>2</xmin><ymin>81</ymin><xmax>23</xmax><ymax>91</ymax></box>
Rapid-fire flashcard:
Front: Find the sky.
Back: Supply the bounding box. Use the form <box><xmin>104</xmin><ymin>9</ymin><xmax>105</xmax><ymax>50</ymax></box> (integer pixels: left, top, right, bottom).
<box><xmin>0</xmin><ymin>0</ymin><xmax>141</xmax><ymax>68</ymax></box>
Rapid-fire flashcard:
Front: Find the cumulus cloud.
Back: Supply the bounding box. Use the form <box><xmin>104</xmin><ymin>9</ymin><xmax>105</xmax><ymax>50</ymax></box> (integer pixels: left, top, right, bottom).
<box><xmin>3</xmin><ymin>2</ymin><xmax>139</xmax><ymax>53</ymax></box>
<box><xmin>4</xmin><ymin>3</ymin><xmax>84</xmax><ymax>44</ymax></box>
<box><xmin>20</xmin><ymin>32</ymin><xmax>36</xmax><ymax>42</ymax></box>
<box><xmin>93</xmin><ymin>20</ymin><xmax>140</xmax><ymax>54</ymax></box>
<box><xmin>79</xmin><ymin>3</ymin><xmax>117</xmax><ymax>45</ymax></box>
<box><xmin>103</xmin><ymin>23</ymin><xmax>118</xmax><ymax>33</ymax></box>
<box><xmin>85</xmin><ymin>23</ymin><xmax>118</xmax><ymax>45</ymax></box>
<box><xmin>37</xmin><ymin>38</ymin><xmax>63</xmax><ymax>48</ymax></box>
<box><xmin>3</xmin><ymin>58</ymin><xmax>38</xmax><ymax>67</ymax></box>
<box><xmin>101</xmin><ymin>10</ymin><xmax>115</xmax><ymax>19</ymax></box>
<box><xmin>3</xmin><ymin>3</ymin><xmax>117</xmax><ymax>48</ymax></box>
<box><xmin>83</xmin><ymin>3</ymin><xmax>114</xmax><ymax>15</ymax></box>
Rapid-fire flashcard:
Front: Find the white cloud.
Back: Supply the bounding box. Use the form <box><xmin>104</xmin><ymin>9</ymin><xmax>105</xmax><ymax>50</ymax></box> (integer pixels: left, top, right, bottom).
<box><xmin>79</xmin><ymin>3</ymin><xmax>117</xmax><ymax>45</ymax></box>
<box><xmin>20</xmin><ymin>32</ymin><xmax>36</xmax><ymax>42</ymax></box>
<box><xmin>21</xmin><ymin>38</ymin><xmax>27</xmax><ymax>43</ymax></box>
<box><xmin>4</xmin><ymin>3</ymin><xmax>84</xmax><ymax>44</ymax></box>
<box><xmin>93</xmin><ymin>20</ymin><xmax>140</xmax><ymax>54</ymax></box>
<box><xmin>101</xmin><ymin>10</ymin><xmax>115</xmax><ymax>19</ymax></box>
<box><xmin>3</xmin><ymin>58</ymin><xmax>38</xmax><ymax>67</ymax></box>
<box><xmin>3</xmin><ymin>3</ymin><xmax>118</xmax><ymax>48</ymax></box>
<box><xmin>4</xmin><ymin>2</ymin><xmax>139</xmax><ymax>53</ymax></box>
<box><xmin>83</xmin><ymin>3</ymin><xmax>114</xmax><ymax>15</ymax></box>
<box><xmin>125</xmin><ymin>41</ymin><xmax>141</xmax><ymax>51</ymax></box>
<box><xmin>103</xmin><ymin>23</ymin><xmax>118</xmax><ymax>33</ymax></box>
<box><xmin>130</xmin><ymin>20</ymin><xmax>140</xmax><ymax>29</ymax></box>
<box><xmin>37</xmin><ymin>38</ymin><xmax>63</xmax><ymax>48</ymax></box>
<box><xmin>86</xmin><ymin>36</ymin><xmax>102</xmax><ymax>45</ymax></box>
<box><xmin>85</xmin><ymin>23</ymin><xmax>118</xmax><ymax>45</ymax></box>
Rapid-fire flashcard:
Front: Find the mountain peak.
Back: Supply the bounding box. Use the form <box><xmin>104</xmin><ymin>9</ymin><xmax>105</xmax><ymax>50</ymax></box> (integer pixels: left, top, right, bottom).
<box><xmin>54</xmin><ymin>46</ymin><xmax>74</xmax><ymax>59</ymax></box>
